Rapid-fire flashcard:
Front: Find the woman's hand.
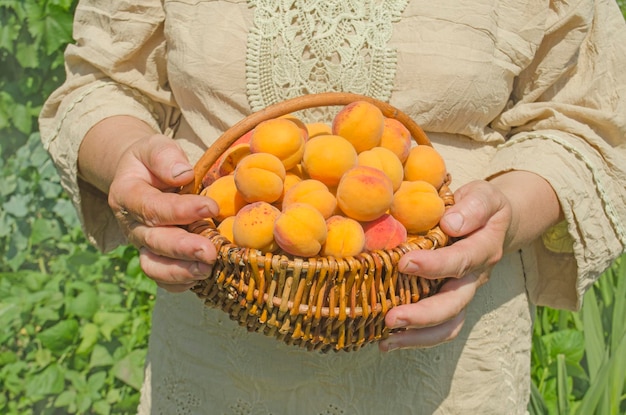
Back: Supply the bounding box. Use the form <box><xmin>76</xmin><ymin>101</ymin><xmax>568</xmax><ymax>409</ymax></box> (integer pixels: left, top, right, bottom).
<box><xmin>379</xmin><ymin>171</ymin><xmax>562</xmax><ymax>351</ymax></box>
<box><xmin>79</xmin><ymin>116</ymin><xmax>219</xmax><ymax>292</ymax></box>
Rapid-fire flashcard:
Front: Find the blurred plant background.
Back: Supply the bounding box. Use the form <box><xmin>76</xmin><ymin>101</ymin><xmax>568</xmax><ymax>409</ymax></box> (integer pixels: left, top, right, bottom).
<box><xmin>1</xmin><ymin>1</ymin><xmax>624</xmax><ymax>414</ymax></box>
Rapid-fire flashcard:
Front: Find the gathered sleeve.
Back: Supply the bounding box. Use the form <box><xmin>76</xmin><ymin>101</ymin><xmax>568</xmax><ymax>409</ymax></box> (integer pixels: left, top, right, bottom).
<box><xmin>38</xmin><ymin>0</ymin><xmax>176</xmax><ymax>251</ymax></box>
<box><xmin>486</xmin><ymin>0</ymin><xmax>626</xmax><ymax>310</ymax></box>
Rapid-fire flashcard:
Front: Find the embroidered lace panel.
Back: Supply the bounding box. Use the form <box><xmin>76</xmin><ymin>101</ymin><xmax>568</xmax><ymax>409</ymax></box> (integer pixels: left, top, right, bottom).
<box><xmin>246</xmin><ymin>0</ymin><xmax>408</xmax><ymax>116</ymax></box>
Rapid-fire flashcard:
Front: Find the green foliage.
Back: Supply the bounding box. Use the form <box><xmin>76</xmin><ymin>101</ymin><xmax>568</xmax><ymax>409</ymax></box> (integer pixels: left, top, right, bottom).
<box><xmin>529</xmin><ymin>258</ymin><xmax>626</xmax><ymax>415</ymax></box>
<box><xmin>0</xmin><ymin>239</ymin><xmax>155</xmax><ymax>414</ymax></box>
<box><xmin>619</xmin><ymin>0</ymin><xmax>626</xmax><ymax>19</ymax></box>
<box><xmin>1</xmin><ymin>1</ymin><xmax>156</xmax><ymax>413</ymax></box>
<box><xmin>1</xmin><ymin>1</ymin><xmax>625</xmax><ymax>414</ymax></box>
<box><xmin>0</xmin><ymin>0</ymin><xmax>75</xmax><ymax>155</ymax></box>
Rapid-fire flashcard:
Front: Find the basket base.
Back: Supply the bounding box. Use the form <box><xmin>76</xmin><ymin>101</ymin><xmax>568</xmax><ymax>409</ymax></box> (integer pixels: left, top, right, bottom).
<box><xmin>189</xmin><ymin>241</ymin><xmax>446</xmax><ymax>353</ymax></box>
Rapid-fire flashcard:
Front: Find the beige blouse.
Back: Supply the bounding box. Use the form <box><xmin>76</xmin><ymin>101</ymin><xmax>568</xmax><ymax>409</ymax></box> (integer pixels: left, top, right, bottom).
<box><xmin>39</xmin><ymin>1</ymin><xmax>626</xmax><ymax>413</ymax></box>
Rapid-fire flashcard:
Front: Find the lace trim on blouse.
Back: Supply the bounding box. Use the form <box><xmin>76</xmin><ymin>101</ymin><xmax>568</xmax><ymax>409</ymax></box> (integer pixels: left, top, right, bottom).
<box><xmin>246</xmin><ymin>0</ymin><xmax>408</xmax><ymax>115</ymax></box>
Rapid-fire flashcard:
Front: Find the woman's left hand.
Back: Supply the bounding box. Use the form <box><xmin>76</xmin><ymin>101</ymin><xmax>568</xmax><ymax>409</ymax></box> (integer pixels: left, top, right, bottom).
<box><xmin>379</xmin><ymin>171</ymin><xmax>562</xmax><ymax>351</ymax></box>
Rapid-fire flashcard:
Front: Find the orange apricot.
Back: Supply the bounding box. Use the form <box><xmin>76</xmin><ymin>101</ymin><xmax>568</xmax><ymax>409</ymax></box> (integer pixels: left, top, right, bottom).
<box><xmin>204</xmin><ymin>130</ymin><xmax>253</xmax><ymax>185</ymax></box>
<box><xmin>249</xmin><ymin>118</ymin><xmax>306</xmax><ymax>170</ymax></box>
<box><xmin>379</xmin><ymin>117</ymin><xmax>412</xmax><ymax>163</ymax></box>
<box><xmin>357</xmin><ymin>146</ymin><xmax>404</xmax><ymax>191</ymax></box>
<box><xmin>302</xmin><ymin>134</ymin><xmax>358</xmax><ymax>187</ymax></box>
<box><xmin>390</xmin><ymin>181</ymin><xmax>445</xmax><ymax>234</ymax></box>
<box><xmin>234</xmin><ymin>153</ymin><xmax>286</xmax><ymax>203</ymax></box>
<box><xmin>332</xmin><ymin>100</ymin><xmax>384</xmax><ymax>153</ymax></box>
<box><xmin>320</xmin><ymin>215</ymin><xmax>366</xmax><ymax>258</ymax></box>
<box><xmin>274</xmin><ymin>171</ymin><xmax>303</xmax><ymax>208</ymax></box>
<box><xmin>362</xmin><ymin>213</ymin><xmax>408</xmax><ymax>251</ymax></box>
<box><xmin>306</xmin><ymin>122</ymin><xmax>332</xmax><ymax>139</ymax></box>
<box><xmin>335</xmin><ymin>165</ymin><xmax>394</xmax><ymax>222</ymax></box>
<box><xmin>282</xmin><ymin>179</ymin><xmax>337</xmax><ymax>219</ymax></box>
<box><xmin>232</xmin><ymin>202</ymin><xmax>281</xmax><ymax>253</ymax></box>
<box><xmin>217</xmin><ymin>215</ymin><xmax>236</xmax><ymax>243</ymax></box>
<box><xmin>273</xmin><ymin>203</ymin><xmax>328</xmax><ymax>257</ymax></box>
<box><xmin>403</xmin><ymin>145</ymin><xmax>447</xmax><ymax>190</ymax></box>
<box><xmin>279</xmin><ymin>113</ymin><xmax>309</xmax><ymax>140</ymax></box>
<box><xmin>200</xmin><ymin>175</ymin><xmax>247</xmax><ymax>222</ymax></box>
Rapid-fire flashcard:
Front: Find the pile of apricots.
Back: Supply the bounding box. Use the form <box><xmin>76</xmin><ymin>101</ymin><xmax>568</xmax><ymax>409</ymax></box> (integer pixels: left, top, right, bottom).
<box><xmin>200</xmin><ymin>100</ymin><xmax>448</xmax><ymax>258</ymax></box>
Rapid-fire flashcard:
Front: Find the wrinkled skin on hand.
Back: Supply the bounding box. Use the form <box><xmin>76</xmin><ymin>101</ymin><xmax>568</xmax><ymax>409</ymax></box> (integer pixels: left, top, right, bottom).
<box><xmin>107</xmin><ymin>134</ymin><xmax>219</xmax><ymax>292</ymax></box>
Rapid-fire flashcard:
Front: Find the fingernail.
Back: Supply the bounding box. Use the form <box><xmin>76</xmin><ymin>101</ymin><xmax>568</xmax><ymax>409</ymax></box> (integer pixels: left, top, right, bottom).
<box><xmin>382</xmin><ymin>342</ymin><xmax>398</xmax><ymax>352</ymax></box>
<box><xmin>443</xmin><ymin>212</ymin><xmax>463</xmax><ymax>232</ymax></box>
<box><xmin>400</xmin><ymin>259</ymin><xmax>419</xmax><ymax>274</ymax></box>
<box><xmin>194</xmin><ymin>248</ymin><xmax>215</xmax><ymax>264</ymax></box>
<box><xmin>191</xmin><ymin>261</ymin><xmax>213</xmax><ymax>279</ymax></box>
<box><xmin>172</xmin><ymin>162</ymin><xmax>192</xmax><ymax>178</ymax></box>
<box><xmin>390</xmin><ymin>317</ymin><xmax>408</xmax><ymax>329</ymax></box>
<box><xmin>199</xmin><ymin>203</ymin><xmax>219</xmax><ymax>218</ymax></box>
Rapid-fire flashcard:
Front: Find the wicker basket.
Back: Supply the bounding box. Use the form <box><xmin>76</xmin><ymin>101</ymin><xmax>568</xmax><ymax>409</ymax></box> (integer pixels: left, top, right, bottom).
<box><xmin>183</xmin><ymin>92</ymin><xmax>454</xmax><ymax>352</ymax></box>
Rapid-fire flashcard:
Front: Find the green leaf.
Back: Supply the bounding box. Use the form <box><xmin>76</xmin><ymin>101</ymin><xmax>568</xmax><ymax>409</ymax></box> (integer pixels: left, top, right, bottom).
<box><xmin>610</xmin><ymin>258</ymin><xmax>626</xmax><ymax>353</ymax></box>
<box><xmin>89</xmin><ymin>345</ymin><xmax>114</xmax><ymax>369</ymax></box>
<box><xmin>25</xmin><ymin>363</ymin><xmax>65</xmax><ymax>397</ymax></box>
<box><xmin>34</xmin><ymin>347</ymin><xmax>53</xmax><ymax>368</ymax></box>
<box><xmin>93</xmin><ymin>399</ymin><xmax>111</xmax><ymax>415</ymax></box>
<box><xmin>4</xmin><ymin>193</ymin><xmax>32</xmax><ymax>217</ymax></box>
<box><xmin>581</xmin><ymin>288</ymin><xmax>604</xmax><ymax>382</ymax></box>
<box><xmin>67</xmin><ymin>288</ymin><xmax>99</xmax><ymax>319</ymax></box>
<box><xmin>0</xmin><ymin>15</ymin><xmax>19</xmax><ymax>53</ymax></box>
<box><xmin>54</xmin><ymin>389</ymin><xmax>77</xmax><ymax>411</ymax></box>
<box><xmin>38</xmin><ymin>319</ymin><xmax>79</xmax><ymax>354</ymax></box>
<box><xmin>0</xmin><ymin>172</ymin><xmax>18</xmax><ymax>196</ymax></box>
<box><xmin>76</xmin><ymin>322</ymin><xmax>99</xmax><ymax>355</ymax></box>
<box><xmin>112</xmin><ymin>349</ymin><xmax>146</xmax><ymax>391</ymax></box>
<box><xmin>541</xmin><ymin>329</ymin><xmax>585</xmax><ymax>365</ymax></box>
<box><xmin>67</xmin><ymin>250</ymin><xmax>104</xmax><ymax>271</ymax></box>
<box><xmin>42</xmin><ymin>6</ymin><xmax>74</xmax><ymax>55</ymax></box>
<box><xmin>94</xmin><ymin>311</ymin><xmax>128</xmax><ymax>341</ymax></box>
<box><xmin>30</xmin><ymin>217</ymin><xmax>62</xmax><ymax>245</ymax></box>
<box><xmin>556</xmin><ymin>354</ymin><xmax>570</xmax><ymax>415</ymax></box>
<box><xmin>0</xmin><ymin>350</ymin><xmax>18</xmax><ymax>366</ymax></box>
<box><xmin>87</xmin><ymin>371</ymin><xmax>107</xmax><ymax>395</ymax></box>
<box><xmin>15</xmin><ymin>40</ymin><xmax>39</xmax><ymax>69</ymax></box>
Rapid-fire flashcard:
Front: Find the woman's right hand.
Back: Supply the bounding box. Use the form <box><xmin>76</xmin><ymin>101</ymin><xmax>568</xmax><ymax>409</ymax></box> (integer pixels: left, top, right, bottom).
<box><xmin>105</xmin><ymin>134</ymin><xmax>219</xmax><ymax>292</ymax></box>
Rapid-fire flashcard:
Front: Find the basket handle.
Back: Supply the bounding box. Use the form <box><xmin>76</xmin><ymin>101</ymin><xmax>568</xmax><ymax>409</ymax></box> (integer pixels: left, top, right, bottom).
<box><xmin>182</xmin><ymin>92</ymin><xmax>431</xmax><ymax>195</ymax></box>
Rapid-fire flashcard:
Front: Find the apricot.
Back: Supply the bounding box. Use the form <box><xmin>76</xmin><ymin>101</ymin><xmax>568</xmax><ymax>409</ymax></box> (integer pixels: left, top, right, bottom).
<box><xmin>204</xmin><ymin>130</ymin><xmax>253</xmax><ymax>185</ymax></box>
<box><xmin>275</xmin><ymin>171</ymin><xmax>303</xmax><ymax>207</ymax></box>
<box><xmin>217</xmin><ymin>215</ymin><xmax>236</xmax><ymax>243</ymax></box>
<box><xmin>302</xmin><ymin>134</ymin><xmax>358</xmax><ymax>187</ymax></box>
<box><xmin>332</xmin><ymin>100</ymin><xmax>384</xmax><ymax>153</ymax></box>
<box><xmin>321</xmin><ymin>215</ymin><xmax>365</xmax><ymax>258</ymax></box>
<box><xmin>274</xmin><ymin>203</ymin><xmax>327</xmax><ymax>257</ymax></box>
<box><xmin>335</xmin><ymin>166</ymin><xmax>394</xmax><ymax>222</ymax></box>
<box><xmin>234</xmin><ymin>153</ymin><xmax>286</xmax><ymax>203</ymax></box>
<box><xmin>390</xmin><ymin>181</ymin><xmax>445</xmax><ymax>234</ymax></box>
<box><xmin>232</xmin><ymin>202</ymin><xmax>281</xmax><ymax>253</ymax></box>
<box><xmin>357</xmin><ymin>146</ymin><xmax>404</xmax><ymax>191</ymax></box>
<box><xmin>288</xmin><ymin>163</ymin><xmax>307</xmax><ymax>179</ymax></box>
<box><xmin>362</xmin><ymin>213</ymin><xmax>408</xmax><ymax>251</ymax></box>
<box><xmin>280</xmin><ymin>113</ymin><xmax>309</xmax><ymax>140</ymax></box>
<box><xmin>282</xmin><ymin>179</ymin><xmax>337</xmax><ymax>219</ymax></box>
<box><xmin>403</xmin><ymin>145</ymin><xmax>447</xmax><ymax>190</ymax></box>
<box><xmin>306</xmin><ymin>122</ymin><xmax>332</xmax><ymax>139</ymax></box>
<box><xmin>249</xmin><ymin>118</ymin><xmax>306</xmax><ymax>170</ymax></box>
<box><xmin>380</xmin><ymin>117</ymin><xmax>412</xmax><ymax>163</ymax></box>
<box><xmin>200</xmin><ymin>175</ymin><xmax>247</xmax><ymax>222</ymax></box>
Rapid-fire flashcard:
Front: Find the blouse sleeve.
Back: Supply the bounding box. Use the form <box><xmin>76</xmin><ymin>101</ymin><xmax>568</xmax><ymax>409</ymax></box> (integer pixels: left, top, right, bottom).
<box><xmin>486</xmin><ymin>0</ymin><xmax>626</xmax><ymax>310</ymax></box>
<box><xmin>38</xmin><ymin>0</ymin><xmax>177</xmax><ymax>252</ymax></box>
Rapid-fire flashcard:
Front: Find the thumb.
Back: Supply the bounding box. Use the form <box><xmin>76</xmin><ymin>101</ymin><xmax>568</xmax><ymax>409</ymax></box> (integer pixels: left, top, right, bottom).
<box><xmin>439</xmin><ymin>181</ymin><xmax>504</xmax><ymax>238</ymax></box>
<box><xmin>135</xmin><ymin>135</ymin><xmax>195</xmax><ymax>188</ymax></box>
